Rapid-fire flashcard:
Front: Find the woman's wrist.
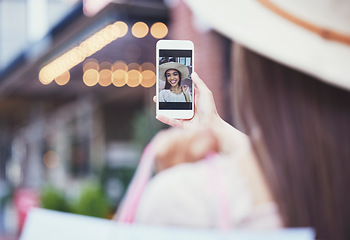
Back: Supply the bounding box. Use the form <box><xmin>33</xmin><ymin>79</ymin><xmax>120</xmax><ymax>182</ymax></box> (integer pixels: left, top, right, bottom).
<box><xmin>209</xmin><ymin>115</ymin><xmax>249</xmax><ymax>157</ymax></box>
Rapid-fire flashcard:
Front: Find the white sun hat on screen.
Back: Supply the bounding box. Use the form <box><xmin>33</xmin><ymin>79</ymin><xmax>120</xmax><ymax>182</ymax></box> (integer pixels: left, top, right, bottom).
<box><xmin>184</xmin><ymin>0</ymin><xmax>350</xmax><ymax>91</ymax></box>
<box><xmin>159</xmin><ymin>62</ymin><xmax>190</xmax><ymax>81</ymax></box>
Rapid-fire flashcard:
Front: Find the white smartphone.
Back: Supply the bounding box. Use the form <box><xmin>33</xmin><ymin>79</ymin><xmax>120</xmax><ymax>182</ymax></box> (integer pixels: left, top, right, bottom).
<box><xmin>156</xmin><ymin>40</ymin><xmax>194</xmax><ymax>119</ymax></box>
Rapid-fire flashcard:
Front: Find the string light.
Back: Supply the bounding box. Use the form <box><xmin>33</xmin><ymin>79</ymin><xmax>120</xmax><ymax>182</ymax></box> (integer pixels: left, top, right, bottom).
<box><xmin>127</xmin><ymin>62</ymin><xmax>141</xmax><ymax>71</ymax></box>
<box><xmin>112</xmin><ymin>60</ymin><xmax>128</xmax><ymax>72</ymax></box>
<box><xmin>81</xmin><ymin>60</ymin><xmax>158</xmax><ymax>88</ymax></box>
<box><xmin>140</xmin><ymin>62</ymin><xmax>155</xmax><ymax>72</ymax></box>
<box><xmin>131</xmin><ymin>22</ymin><xmax>149</xmax><ymax>38</ymax></box>
<box><xmin>83</xmin><ymin>58</ymin><xmax>99</xmax><ymax>72</ymax></box>
<box><xmin>141</xmin><ymin>70</ymin><xmax>156</xmax><ymax>88</ymax></box>
<box><xmin>38</xmin><ymin>20</ymin><xmax>169</xmax><ymax>88</ymax></box>
<box><xmin>83</xmin><ymin>69</ymin><xmax>99</xmax><ymax>87</ymax></box>
<box><xmin>99</xmin><ymin>69</ymin><xmax>113</xmax><ymax>87</ymax></box>
<box><xmin>55</xmin><ymin>71</ymin><xmax>70</xmax><ymax>86</ymax></box>
<box><xmin>114</xmin><ymin>21</ymin><xmax>128</xmax><ymax>37</ymax></box>
<box><xmin>127</xmin><ymin>69</ymin><xmax>141</xmax><ymax>87</ymax></box>
<box><xmin>39</xmin><ymin>21</ymin><xmax>125</xmax><ymax>84</ymax></box>
<box><xmin>113</xmin><ymin>69</ymin><xmax>127</xmax><ymax>87</ymax></box>
<box><xmin>150</xmin><ymin>22</ymin><xmax>168</xmax><ymax>39</ymax></box>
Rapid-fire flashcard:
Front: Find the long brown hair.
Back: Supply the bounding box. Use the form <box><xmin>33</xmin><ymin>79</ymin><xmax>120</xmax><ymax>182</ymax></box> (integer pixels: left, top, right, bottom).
<box><xmin>233</xmin><ymin>44</ymin><xmax>350</xmax><ymax>240</ymax></box>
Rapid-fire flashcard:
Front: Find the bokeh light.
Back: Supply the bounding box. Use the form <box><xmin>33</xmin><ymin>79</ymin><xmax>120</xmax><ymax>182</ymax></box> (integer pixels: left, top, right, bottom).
<box><xmin>114</xmin><ymin>21</ymin><xmax>128</xmax><ymax>37</ymax></box>
<box><xmin>43</xmin><ymin>151</ymin><xmax>60</xmax><ymax>169</ymax></box>
<box><xmin>55</xmin><ymin>71</ymin><xmax>70</xmax><ymax>86</ymax></box>
<box><xmin>39</xmin><ymin>68</ymin><xmax>53</xmax><ymax>85</ymax></box>
<box><xmin>100</xmin><ymin>61</ymin><xmax>112</xmax><ymax>70</ymax></box>
<box><xmin>83</xmin><ymin>69</ymin><xmax>99</xmax><ymax>86</ymax></box>
<box><xmin>98</xmin><ymin>24</ymin><xmax>120</xmax><ymax>44</ymax></box>
<box><xmin>112</xmin><ymin>61</ymin><xmax>128</xmax><ymax>72</ymax></box>
<box><xmin>39</xmin><ymin>21</ymin><xmax>124</xmax><ymax>85</ymax></box>
<box><xmin>127</xmin><ymin>62</ymin><xmax>141</xmax><ymax>71</ymax></box>
<box><xmin>113</xmin><ymin>70</ymin><xmax>127</xmax><ymax>87</ymax></box>
<box><xmin>150</xmin><ymin>22</ymin><xmax>168</xmax><ymax>39</ymax></box>
<box><xmin>140</xmin><ymin>62</ymin><xmax>156</xmax><ymax>72</ymax></box>
<box><xmin>141</xmin><ymin>70</ymin><xmax>156</xmax><ymax>88</ymax></box>
<box><xmin>127</xmin><ymin>70</ymin><xmax>141</xmax><ymax>87</ymax></box>
<box><xmin>99</xmin><ymin>69</ymin><xmax>113</xmax><ymax>87</ymax></box>
<box><xmin>83</xmin><ymin>58</ymin><xmax>99</xmax><ymax>72</ymax></box>
<box><xmin>131</xmin><ymin>22</ymin><xmax>149</xmax><ymax>38</ymax></box>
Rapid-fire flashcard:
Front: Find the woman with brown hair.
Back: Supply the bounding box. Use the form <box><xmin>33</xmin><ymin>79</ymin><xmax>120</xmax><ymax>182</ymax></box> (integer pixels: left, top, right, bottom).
<box><xmin>133</xmin><ymin>0</ymin><xmax>350</xmax><ymax>239</ymax></box>
<box><xmin>159</xmin><ymin>62</ymin><xmax>192</xmax><ymax>103</ymax></box>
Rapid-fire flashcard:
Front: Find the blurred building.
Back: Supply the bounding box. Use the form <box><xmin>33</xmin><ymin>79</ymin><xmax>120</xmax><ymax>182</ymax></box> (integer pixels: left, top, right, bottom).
<box><xmin>0</xmin><ymin>0</ymin><xmax>168</xmax><ymax>234</ymax></box>
<box><xmin>0</xmin><ymin>0</ymin><xmax>232</xmax><ymax>236</ymax></box>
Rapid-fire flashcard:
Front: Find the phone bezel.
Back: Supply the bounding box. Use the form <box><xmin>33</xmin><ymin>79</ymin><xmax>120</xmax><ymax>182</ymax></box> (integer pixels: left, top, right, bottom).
<box><xmin>156</xmin><ymin>40</ymin><xmax>194</xmax><ymax>119</ymax></box>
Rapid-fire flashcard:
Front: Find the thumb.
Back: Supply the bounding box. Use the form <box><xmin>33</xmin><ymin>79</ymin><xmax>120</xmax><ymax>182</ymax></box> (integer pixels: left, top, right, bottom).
<box><xmin>191</xmin><ymin>72</ymin><xmax>210</xmax><ymax>92</ymax></box>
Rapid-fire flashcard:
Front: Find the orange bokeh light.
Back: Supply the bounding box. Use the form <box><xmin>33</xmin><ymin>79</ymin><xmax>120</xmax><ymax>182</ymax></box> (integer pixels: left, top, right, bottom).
<box><xmin>113</xmin><ymin>70</ymin><xmax>127</xmax><ymax>87</ymax></box>
<box><xmin>127</xmin><ymin>70</ymin><xmax>141</xmax><ymax>87</ymax></box>
<box><xmin>114</xmin><ymin>21</ymin><xmax>128</xmax><ymax>37</ymax></box>
<box><xmin>55</xmin><ymin>71</ymin><xmax>70</xmax><ymax>86</ymax></box>
<box><xmin>83</xmin><ymin>58</ymin><xmax>99</xmax><ymax>72</ymax></box>
<box><xmin>112</xmin><ymin>61</ymin><xmax>128</xmax><ymax>72</ymax></box>
<box><xmin>83</xmin><ymin>69</ymin><xmax>99</xmax><ymax>86</ymax></box>
<box><xmin>150</xmin><ymin>22</ymin><xmax>168</xmax><ymax>39</ymax></box>
<box><xmin>128</xmin><ymin>62</ymin><xmax>141</xmax><ymax>71</ymax></box>
<box><xmin>99</xmin><ymin>69</ymin><xmax>112</xmax><ymax>87</ymax></box>
<box><xmin>43</xmin><ymin>151</ymin><xmax>60</xmax><ymax>169</ymax></box>
<box><xmin>140</xmin><ymin>62</ymin><xmax>156</xmax><ymax>72</ymax></box>
<box><xmin>141</xmin><ymin>70</ymin><xmax>156</xmax><ymax>88</ymax></box>
<box><xmin>131</xmin><ymin>22</ymin><xmax>149</xmax><ymax>38</ymax></box>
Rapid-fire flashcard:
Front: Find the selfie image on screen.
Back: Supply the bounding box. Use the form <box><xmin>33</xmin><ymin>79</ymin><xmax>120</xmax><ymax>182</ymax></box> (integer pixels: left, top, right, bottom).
<box><xmin>159</xmin><ymin>50</ymin><xmax>192</xmax><ymax>110</ymax></box>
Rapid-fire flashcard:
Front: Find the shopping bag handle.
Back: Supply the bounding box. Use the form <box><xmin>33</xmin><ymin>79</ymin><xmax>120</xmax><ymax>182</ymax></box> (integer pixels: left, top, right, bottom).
<box><xmin>116</xmin><ymin>144</ymin><xmax>155</xmax><ymax>223</ymax></box>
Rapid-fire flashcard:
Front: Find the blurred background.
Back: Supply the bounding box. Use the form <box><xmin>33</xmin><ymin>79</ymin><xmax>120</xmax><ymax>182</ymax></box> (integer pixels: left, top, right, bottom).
<box><xmin>0</xmin><ymin>0</ymin><xmax>233</xmax><ymax>238</ymax></box>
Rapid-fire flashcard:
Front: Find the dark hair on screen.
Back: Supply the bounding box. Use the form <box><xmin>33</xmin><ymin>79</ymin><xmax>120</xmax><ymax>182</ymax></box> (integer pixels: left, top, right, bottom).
<box><xmin>233</xmin><ymin>44</ymin><xmax>350</xmax><ymax>240</ymax></box>
<box><xmin>164</xmin><ymin>69</ymin><xmax>182</xmax><ymax>89</ymax></box>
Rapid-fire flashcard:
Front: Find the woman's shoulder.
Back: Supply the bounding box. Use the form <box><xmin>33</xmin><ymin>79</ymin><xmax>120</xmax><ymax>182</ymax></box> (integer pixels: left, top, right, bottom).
<box><xmin>159</xmin><ymin>89</ymin><xmax>172</xmax><ymax>96</ymax></box>
<box><xmin>136</xmin><ymin>155</ymin><xmax>282</xmax><ymax>228</ymax></box>
<box><xmin>159</xmin><ymin>89</ymin><xmax>170</xmax><ymax>93</ymax></box>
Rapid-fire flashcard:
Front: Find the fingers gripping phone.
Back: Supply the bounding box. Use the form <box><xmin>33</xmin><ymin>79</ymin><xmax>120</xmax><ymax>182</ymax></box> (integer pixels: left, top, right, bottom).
<box><xmin>156</xmin><ymin>40</ymin><xmax>194</xmax><ymax>119</ymax></box>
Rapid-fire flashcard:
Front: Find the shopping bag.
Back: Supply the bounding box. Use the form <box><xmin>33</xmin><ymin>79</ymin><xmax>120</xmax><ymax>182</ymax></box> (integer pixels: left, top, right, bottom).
<box><xmin>20</xmin><ymin>207</ymin><xmax>314</xmax><ymax>240</ymax></box>
<box><xmin>20</xmin><ymin>144</ymin><xmax>314</xmax><ymax>240</ymax></box>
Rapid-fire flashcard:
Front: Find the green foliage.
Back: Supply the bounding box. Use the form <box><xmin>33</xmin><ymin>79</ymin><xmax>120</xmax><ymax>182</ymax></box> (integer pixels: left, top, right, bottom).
<box><xmin>101</xmin><ymin>166</ymin><xmax>136</xmax><ymax>209</ymax></box>
<box><xmin>72</xmin><ymin>184</ymin><xmax>110</xmax><ymax>219</ymax></box>
<box><xmin>40</xmin><ymin>185</ymin><xmax>70</xmax><ymax>212</ymax></box>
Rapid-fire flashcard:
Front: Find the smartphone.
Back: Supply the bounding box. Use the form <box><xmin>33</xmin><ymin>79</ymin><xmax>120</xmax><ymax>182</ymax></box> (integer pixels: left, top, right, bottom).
<box><xmin>156</xmin><ymin>40</ymin><xmax>194</xmax><ymax>119</ymax></box>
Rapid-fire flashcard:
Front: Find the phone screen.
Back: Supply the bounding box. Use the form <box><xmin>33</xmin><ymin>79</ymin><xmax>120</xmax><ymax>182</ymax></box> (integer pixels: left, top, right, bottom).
<box><xmin>158</xmin><ymin>49</ymin><xmax>193</xmax><ymax>110</ymax></box>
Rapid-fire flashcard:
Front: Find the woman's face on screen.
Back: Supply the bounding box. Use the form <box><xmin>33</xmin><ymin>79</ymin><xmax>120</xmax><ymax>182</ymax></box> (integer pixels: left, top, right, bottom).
<box><xmin>166</xmin><ymin>69</ymin><xmax>180</xmax><ymax>87</ymax></box>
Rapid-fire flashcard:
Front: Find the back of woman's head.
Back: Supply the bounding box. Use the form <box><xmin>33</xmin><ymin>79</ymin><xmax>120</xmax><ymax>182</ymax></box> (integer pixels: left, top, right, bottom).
<box><xmin>233</xmin><ymin>44</ymin><xmax>350</xmax><ymax>240</ymax></box>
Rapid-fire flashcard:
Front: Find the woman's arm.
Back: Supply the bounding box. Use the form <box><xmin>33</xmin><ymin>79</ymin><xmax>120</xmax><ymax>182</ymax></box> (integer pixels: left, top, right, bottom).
<box><xmin>156</xmin><ymin>72</ymin><xmax>219</xmax><ymax>128</ymax></box>
<box><xmin>154</xmin><ymin>73</ymin><xmax>249</xmax><ymax>170</ymax></box>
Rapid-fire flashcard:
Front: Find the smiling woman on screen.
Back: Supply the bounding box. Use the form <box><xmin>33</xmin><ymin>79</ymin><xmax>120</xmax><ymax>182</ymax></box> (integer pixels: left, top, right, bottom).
<box><xmin>159</xmin><ymin>62</ymin><xmax>192</xmax><ymax>103</ymax></box>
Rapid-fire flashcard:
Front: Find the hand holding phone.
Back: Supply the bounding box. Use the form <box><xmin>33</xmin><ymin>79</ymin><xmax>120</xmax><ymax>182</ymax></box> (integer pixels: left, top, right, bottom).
<box><xmin>156</xmin><ymin>40</ymin><xmax>194</xmax><ymax>119</ymax></box>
